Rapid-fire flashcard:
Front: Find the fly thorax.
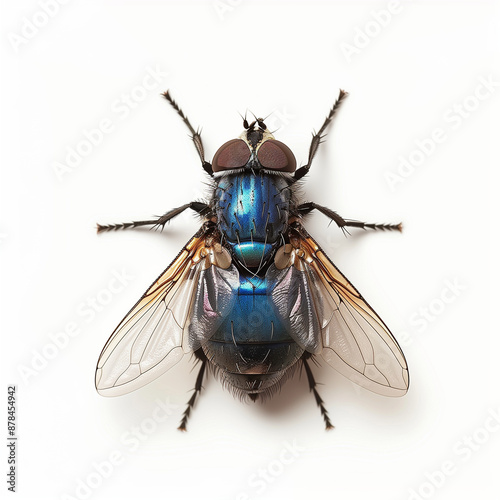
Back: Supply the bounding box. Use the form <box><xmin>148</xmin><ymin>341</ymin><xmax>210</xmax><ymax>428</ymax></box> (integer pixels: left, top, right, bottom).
<box><xmin>215</xmin><ymin>172</ymin><xmax>292</xmax><ymax>269</ymax></box>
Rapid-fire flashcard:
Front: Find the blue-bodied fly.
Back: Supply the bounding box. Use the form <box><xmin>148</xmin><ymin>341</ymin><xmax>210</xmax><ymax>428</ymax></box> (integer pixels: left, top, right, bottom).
<box><xmin>95</xmin><ymin>90</ymin><xmax>409</xmax><ymax>430</ymax></box>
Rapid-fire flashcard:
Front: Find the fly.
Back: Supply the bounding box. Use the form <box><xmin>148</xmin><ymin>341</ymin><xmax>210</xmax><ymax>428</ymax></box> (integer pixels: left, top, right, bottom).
<box><xmin>95</xmin><ymin>90</ymin><xmax>409</xmax><ymax>431</ymax></box>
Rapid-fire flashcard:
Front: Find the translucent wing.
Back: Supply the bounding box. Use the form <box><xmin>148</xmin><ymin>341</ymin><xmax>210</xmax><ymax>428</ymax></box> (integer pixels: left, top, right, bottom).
<box><xmin>95</xmin><ymin>229</ymin><xmax>238</xmax><ymax>397</ymax></box>
<box><xmin>267</xmin><ymin>226</ymin><xmax>409</xmax><ymax>397</ymax></box>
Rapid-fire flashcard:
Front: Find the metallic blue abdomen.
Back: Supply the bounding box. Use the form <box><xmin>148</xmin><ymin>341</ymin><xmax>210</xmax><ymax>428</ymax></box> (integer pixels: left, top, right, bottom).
<box><xmin>204</xmin><ymin>273</ymin><xmax>303</xmax><ymax>394</ymax></box>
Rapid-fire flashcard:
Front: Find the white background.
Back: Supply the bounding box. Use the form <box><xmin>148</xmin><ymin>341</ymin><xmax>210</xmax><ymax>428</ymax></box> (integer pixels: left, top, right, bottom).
<box><xmin>1</xmin><ymin>1</ymin><xmax>499</xmax><ymax>499</ymax></box>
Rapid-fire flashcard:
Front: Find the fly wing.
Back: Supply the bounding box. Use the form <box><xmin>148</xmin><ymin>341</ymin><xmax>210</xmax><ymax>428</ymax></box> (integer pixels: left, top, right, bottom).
<box><xmin>267</xmin><ymin>226</ymin><xmax>409</xmax><ymax>397</ymax></box>
<box><xmin>95</xmin><ymin>229</ymin><xmax>238</xmax><ymax>397</ymax></box>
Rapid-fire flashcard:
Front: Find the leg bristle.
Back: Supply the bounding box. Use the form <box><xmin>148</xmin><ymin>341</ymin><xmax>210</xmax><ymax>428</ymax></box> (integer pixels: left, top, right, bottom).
<box><xmin>177</xmin><ymin>359</ymin><xmax>206</xmax><ymax>432</ymax></box>
<box><xmin>303</xmin><ymin>357</ymin><xmax>334</xmax><ymax>431</ymax></box>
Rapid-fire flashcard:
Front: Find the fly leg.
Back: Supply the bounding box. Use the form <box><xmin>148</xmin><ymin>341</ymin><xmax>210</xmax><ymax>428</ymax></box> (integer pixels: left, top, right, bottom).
<box><xmin>178</xmin><ymin>352</ymin><xmax>207</xmax><ymax>432</ymax></box>
<box><xmin>162</xmin><ymin>90</ymin><xmax>213</xmax><ymax>177</ymax></box>
<box><xmin>303</xmin><ymin>357</ymin><xmax>334</xmax><ymax>431</ymax></box>
<box><xmin>96</xmin><ymin>201</ymin><xmax>210</xmax><ymax>233</ymax></box>
<box><xmin>294</xmin><ymin>89</ymin><xmax>349</xmax><ymax>181</ymax></box>
<box><xmin>297</xmin><ymin>202</ymin><xmax>402</xmax><ymax>236</ymax></box>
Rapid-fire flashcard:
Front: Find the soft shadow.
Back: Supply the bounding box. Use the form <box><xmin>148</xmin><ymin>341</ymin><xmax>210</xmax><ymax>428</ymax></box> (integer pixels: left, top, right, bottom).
<box><xmin>249</xmin><ymin>366</ymin><xmax>315</xmax><ymax>422</ymax></box>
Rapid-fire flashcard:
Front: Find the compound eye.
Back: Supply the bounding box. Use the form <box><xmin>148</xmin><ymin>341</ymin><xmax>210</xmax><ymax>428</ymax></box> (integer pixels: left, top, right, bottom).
<box><xmin>257</xmin><ymin>140</ymin><xmax>296</xmax><ymax>172</ymax></box>
<box><xmin>212</xmin><ymin>139</ymin><xmax>251</xmax><ymax>172</ymax></box>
